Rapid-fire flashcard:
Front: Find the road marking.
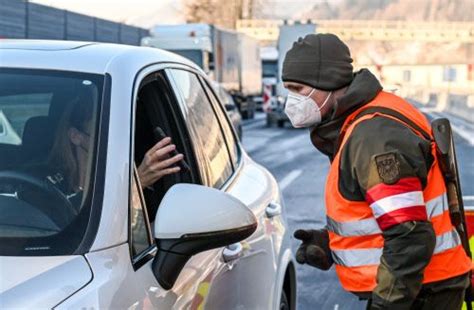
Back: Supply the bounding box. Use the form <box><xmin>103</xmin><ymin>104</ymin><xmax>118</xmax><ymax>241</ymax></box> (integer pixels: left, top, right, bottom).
<box><xmin>279</xmin><ymin>169</ymin><xmax>302</xmax><ymax>190</ymax></box>
<box><xmin>334</xmin><ymin>304</ymin><xmax>339</xmax><ymax>310</ymax></box>
<box><xmin>243</xmin><ymin>119</ymin><xmax>266</xmax><ymax>130</ymax></box>
<box><xmin>242</xmin><ymin>113</ymin><xmax>266</xmax><ymax>127</ymax></box>
<box><xmin>427</xmin><ymin>111</ymin><xmax>474</xmax><ymax>146</ymax></box>
<box><xmin>464</xmin><ymin>196</ymin><xmax>474</xmax><ymax>201</ymax></box>
<box><xmin>449</xmin><ymin>124</ymin><xmax>474</xmax><ymax>146</ymax></box>
<box><xmin>278</xmin><ymin>131</ymin><xmax>306</xmax><ymax>148</ymax></box>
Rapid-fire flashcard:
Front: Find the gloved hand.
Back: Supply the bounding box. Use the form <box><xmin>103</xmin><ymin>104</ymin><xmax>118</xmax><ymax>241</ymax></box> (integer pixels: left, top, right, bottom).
<box><xmin>294</xmin><ymin>228</ymin><xmax>333</xmax><ymax>270</ymax></box>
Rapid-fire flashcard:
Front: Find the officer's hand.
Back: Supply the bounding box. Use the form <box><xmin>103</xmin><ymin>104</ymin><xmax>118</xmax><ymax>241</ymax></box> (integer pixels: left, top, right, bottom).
<box><xmin>294</xmin><ymin>229</ymin><xmax>333</xmax><ymax>270</ymax></box>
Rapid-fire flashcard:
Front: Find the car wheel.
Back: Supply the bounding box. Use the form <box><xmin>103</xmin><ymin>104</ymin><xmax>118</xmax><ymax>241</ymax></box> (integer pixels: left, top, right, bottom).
<box><xmin>280</xmin><ymin>289</ymin><xmax>290</xmax><ymax>310</ymax></box>
<box><xmin>241</xmin><ymin>110</ymin><xmax>249</xmax><ymax>119</ymax></box>
<box><xmin>277</xmin><ymin>120</ymin><xmax>285</xmax><ymax>128</ymax></box>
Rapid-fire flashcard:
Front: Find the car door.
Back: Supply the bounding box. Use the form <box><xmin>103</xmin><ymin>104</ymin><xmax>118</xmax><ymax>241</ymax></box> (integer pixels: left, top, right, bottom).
<box><xmin>123</xmin><ymin>67</ymin><xmax>229</xmax><ymax>310</ymax></box>
<box><xmin>167</xmin><ymin>67</ymin><xmax>281</xmax><ymax>309</ymax></box>
<box><xmin>71</xmin><ymin>67</ymin><xmax>229</xmax><ymax>310</ymax></box>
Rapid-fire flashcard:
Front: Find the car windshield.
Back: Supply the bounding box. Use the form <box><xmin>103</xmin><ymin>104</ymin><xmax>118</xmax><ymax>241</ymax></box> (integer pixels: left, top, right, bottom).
<box><xmin>0</xmin><ymin>69</ymin><xmax>104</xmax><ymax>256</ymax></box>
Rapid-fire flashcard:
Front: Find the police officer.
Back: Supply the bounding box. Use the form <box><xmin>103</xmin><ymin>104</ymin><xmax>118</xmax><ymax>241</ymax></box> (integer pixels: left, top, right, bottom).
<box><xmin>282</xmin><ymin>33</ymin><xmax>471</xmax><ymax>309</ymax></box>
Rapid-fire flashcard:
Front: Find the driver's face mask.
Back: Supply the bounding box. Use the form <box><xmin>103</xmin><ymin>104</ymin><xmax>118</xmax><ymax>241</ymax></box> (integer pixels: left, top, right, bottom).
<box><xmin>285</xmin><ymin>89</ymin><xmax>332</xmax><ymax>128</ymax></box>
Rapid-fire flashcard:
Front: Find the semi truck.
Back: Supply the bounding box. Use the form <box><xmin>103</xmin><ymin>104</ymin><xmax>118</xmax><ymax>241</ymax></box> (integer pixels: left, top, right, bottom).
<box><xmin>254</xmin><ymin>46</ymin><xmax>278</xmax><ymax>112</ymax></box>
<box><xmin>141</xmin><ymin>23</ymin><xmax>262</xmax><ymax>119</ymax></box>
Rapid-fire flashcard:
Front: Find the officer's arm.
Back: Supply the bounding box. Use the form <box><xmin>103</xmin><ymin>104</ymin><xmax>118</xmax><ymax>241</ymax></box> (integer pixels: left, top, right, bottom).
<box><xmin>341</xmin><ymin>117</ymin><xmax>436</xmax><ymax>309</ymax></box>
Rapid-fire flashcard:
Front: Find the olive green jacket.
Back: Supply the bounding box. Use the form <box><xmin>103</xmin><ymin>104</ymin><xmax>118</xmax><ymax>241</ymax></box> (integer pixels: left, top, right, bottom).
<box><xmin>310</xmin><ymin>69</ymin><xmax>469</xmax><ymax>309</ymax></box>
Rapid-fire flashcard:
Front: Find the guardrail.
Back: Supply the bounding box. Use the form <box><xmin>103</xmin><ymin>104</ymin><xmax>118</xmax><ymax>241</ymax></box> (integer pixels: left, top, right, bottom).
<box><xmin>403</xmin><ymin>86</ymin><xmax>474</xmax><ymax>123</ymax></box>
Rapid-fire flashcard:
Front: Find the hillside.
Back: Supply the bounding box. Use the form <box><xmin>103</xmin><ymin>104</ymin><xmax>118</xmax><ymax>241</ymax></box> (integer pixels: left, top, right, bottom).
<box><xmin>299</xmin><ymin>0</ymin><xmax>473</xmax><ymax>21</ymax></box>
<box><xmin>298</xmin><ymin>0</ymin><xmax>473</xmax><ymax>65</ymax></box>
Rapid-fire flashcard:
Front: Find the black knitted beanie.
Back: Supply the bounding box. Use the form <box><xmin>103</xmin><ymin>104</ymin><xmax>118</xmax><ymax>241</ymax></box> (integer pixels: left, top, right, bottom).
<box><xmin>282</xmin><ymin>33</ymin><xmax>354</xmax><ymax>91</ymax></box>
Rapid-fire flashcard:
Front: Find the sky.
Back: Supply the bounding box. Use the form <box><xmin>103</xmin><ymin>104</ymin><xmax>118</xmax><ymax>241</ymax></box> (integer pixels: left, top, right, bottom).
<box><xmin>30</xmin><ymin>0</ymin><xmax>331</xmax><ymax>28</ymax></box>
<box><xmin>31</xmin><ymin>0</ymin><xmax>180</xmax><ymax>26</ymax></box>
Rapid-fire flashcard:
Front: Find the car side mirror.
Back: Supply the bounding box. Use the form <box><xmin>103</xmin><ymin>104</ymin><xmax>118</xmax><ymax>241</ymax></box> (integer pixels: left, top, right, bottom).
<box><xmin>151</xmin><ymin>183</ymin><xmax>257</xmax><ymax>290</ymax></box>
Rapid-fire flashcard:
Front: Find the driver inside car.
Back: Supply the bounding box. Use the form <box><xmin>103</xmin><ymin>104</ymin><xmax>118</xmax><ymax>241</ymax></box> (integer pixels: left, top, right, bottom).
<box><xmin>25</xmin><ymin>93</ymin><xmax>183</xmax><ymax>217</ymax></box>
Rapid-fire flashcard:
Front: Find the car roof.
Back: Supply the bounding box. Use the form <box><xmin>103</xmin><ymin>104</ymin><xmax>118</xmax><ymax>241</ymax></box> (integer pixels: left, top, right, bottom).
<box><xmin>0</xmin><ymin>40</ymin><xmax>202</xmax><ymax>74</ymax></box>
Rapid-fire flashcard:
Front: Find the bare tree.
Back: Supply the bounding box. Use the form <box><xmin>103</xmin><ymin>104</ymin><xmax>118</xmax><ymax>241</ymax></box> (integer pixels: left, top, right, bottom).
<box><xmin>184</xmin><ymin>0</ymin><xmax>215</xmax><ymax>25</ymax></box>
<box><xmin>185</xmin><ymin>0</ymin><xmax>259</xmax><ymax>29</ymax></box>
<box><xmin>246</xmin><ymin>0</ymin><xmax>264</xmax><ymax>19</ymax></box>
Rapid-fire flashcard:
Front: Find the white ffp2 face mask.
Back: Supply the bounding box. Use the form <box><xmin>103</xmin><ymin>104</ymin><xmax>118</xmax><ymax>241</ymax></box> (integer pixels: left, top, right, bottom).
<box><xmin>284</xmin><ymin>89</ymin><xmax>332</xmax><ymax>128</ymax></box>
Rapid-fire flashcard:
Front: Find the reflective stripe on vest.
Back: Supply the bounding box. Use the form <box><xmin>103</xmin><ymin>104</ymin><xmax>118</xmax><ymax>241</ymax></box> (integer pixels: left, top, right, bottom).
<box><xmin>331</xmin><ymin>228</ymin><xmax>462</xmax><ymax>267</ymax></box>
<box><xmin>327</xmin><ymin>215</ymin><xmax>381</xmax><ymax>237</ymax></box>
<box><xmin>327</xmin><ymin>193</ymin><xmax>448</xmax><ymax>237</ymax></box>
<box><xmin>332</xmin><ymin>248</ymin><xmax>382</xmax><ymax>267</ymax></box>
<box><xmin>426</xmin><ymin>193</ymin><xmax>448</xmax><ymax>218</ymax></box>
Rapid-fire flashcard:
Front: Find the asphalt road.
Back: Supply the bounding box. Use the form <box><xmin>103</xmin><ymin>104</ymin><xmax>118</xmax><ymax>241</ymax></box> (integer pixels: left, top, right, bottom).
<box><xmin>241</xmin><ymin>110</ymin><xmax>474</xmax><ymax>310</ymax></box>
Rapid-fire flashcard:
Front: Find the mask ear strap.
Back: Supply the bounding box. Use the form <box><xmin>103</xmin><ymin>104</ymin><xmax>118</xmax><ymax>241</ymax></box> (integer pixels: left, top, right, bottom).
<box><xmin>319</xmin><ymin>91</ymin><xmax>332</xmax><ymax>110</ymax></box>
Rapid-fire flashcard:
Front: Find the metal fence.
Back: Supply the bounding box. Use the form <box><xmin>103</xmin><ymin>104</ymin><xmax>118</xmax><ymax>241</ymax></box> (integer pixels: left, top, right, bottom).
<box><xmin>0</xmin><ymin>0</ymin><xmax>149</xmax><ymax>45</ymax></box>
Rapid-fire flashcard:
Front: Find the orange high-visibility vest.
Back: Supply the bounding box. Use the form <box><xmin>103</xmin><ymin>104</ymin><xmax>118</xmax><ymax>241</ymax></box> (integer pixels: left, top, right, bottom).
<box><xmin>325</xmin><ymin>91</ymin><xmax>471</xmax><ymax>292</ymax></box>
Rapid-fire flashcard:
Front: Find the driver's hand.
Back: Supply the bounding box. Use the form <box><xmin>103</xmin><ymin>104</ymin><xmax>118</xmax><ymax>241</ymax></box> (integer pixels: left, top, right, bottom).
<box><xmin>137</xmin><ymin>137</ymin><xmax>183</xmax><ymax>188</ymax></box>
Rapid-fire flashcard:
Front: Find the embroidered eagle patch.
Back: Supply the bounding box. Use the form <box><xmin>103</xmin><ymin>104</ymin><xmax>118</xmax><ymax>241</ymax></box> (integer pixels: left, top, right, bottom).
<box><xmin>375</xmin><ymin>153</ymin><xmax>401</xmax><ymax>185</ymax></box>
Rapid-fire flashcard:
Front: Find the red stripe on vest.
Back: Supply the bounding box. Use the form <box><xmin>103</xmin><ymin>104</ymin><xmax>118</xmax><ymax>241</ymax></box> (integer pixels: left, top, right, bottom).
<box><xmin>366</xmin><ymin>177</ymin><xmax>422</xmax><ymax>204</ymax></box>
<box><xmin>376</xmin><ymin>205</ymin><xmax>428</xmax><ymax>230</ymax></box>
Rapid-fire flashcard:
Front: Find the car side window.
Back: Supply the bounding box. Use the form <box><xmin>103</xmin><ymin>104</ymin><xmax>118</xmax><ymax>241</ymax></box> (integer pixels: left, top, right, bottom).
<box><xmin>130</xmin><ymin>171</ymin><xmax>152</xmax><ymax>258</ymax></box>
<box><xmin>168</xmin><ymin>69</ymin><xmax>233</xmax><ymax>188</ymax></box>
<box><xmin>200</xmin><ymin>78</ymin><xmax>240</xmax><ymax>168</ymax></box>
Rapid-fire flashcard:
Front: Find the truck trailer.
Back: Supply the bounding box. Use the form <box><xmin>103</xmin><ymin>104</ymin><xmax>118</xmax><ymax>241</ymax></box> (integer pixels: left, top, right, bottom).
<box><xmin>142</xmin><ymin>23</ymin><xmax>262</xmax><ymax>119</ymax></box>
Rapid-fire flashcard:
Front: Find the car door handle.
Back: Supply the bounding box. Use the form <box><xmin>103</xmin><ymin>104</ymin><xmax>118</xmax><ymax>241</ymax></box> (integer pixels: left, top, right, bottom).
<box><xmin>222</xmin><ymin>242</ymin><xmax>243</xmax><ymax>263</ymax></box>
<box><xmin>266</xmin><ymin>201</ymin><xmax>282</xmax><ymax>218</ymax></box>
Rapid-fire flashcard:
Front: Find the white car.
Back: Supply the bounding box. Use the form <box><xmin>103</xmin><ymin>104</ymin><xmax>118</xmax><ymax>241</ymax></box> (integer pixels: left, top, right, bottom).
<box><xmin>0</xmin><ymin>40</ymin><xmax>296</xmax><ymax>310</ymax></box>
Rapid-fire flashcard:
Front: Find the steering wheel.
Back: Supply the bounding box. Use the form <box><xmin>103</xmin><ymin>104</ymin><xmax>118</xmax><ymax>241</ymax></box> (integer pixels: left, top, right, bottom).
<box><xmin>0</xmin><ymin>170</ymin><xmax>77</xmax><ymax>228</ymax></box>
